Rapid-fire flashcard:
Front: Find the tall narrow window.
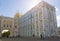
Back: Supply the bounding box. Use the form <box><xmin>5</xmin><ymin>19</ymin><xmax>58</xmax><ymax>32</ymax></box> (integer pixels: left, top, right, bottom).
<box><xmin>7</xmin><ymin>25</ymin><xmax>8</xmax><ymax>27</ymax></box>
<box><xmin>10</xmin><ymin>25</ymin><xmax>11</xmax><ymax>28</ymax></box>
<box><xmin>4</xmin><ymin>24</ymin><xmax>5</xmax><ymax>27</ymax></box>
<box><xmin>15</xmin><ymin>25</ymin><xmax>17</xmax><ymax>28</ymax></box>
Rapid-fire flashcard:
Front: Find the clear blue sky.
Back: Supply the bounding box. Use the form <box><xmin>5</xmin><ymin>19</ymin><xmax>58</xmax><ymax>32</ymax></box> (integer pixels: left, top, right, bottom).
<box><xmin>0</xmin><ymin>0</ymin><xmax>60</xmax><ymax>27</ymax></box>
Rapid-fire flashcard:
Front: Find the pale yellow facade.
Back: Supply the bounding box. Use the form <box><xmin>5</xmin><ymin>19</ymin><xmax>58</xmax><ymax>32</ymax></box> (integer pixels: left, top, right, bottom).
<box><xmin>0</xmin><ymin>12</ymin><xmax>21</xmax><ymax>37</ymax></box>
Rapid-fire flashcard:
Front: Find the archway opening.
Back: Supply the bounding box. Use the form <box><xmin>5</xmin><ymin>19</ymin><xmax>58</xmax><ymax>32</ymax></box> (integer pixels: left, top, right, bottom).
<box><xmin>2</xmin><ymin>30</ymin><xmax>10</xmax><ymax>37</ymax></box>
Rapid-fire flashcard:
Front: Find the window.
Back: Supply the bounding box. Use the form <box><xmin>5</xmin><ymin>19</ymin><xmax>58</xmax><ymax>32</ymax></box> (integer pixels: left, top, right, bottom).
<box><xmin>10</xmin><ymin>25</ymin><xmax>11</xmax><ymax>28</ymax></box>
<box><xmin>4</xmin><ymin>24</ymin><xmax>5</xmax><ymax>27</ymax></box>
<box><xmin>7</xmin><ymin>25</ymin><xmax>8</xmax><ymax>27</ymax></box>
<box><xmin>15</xmin><ymin>25</ymin><xmax>17</xmax><ymax>28</ymax></box>
<box><xmin>36</xmin><ymin>21</ymin><xmax>38</xmax><ymax>28</ymax></box>
<box><xmin>37</xmin><ymin>32</ymin><xmax>39</xmax><ymax>35</ymax></box>
<box><xmin>59</xmin><ymin>31</ymin><xmax>60</xmax><ymax>35</ymax></box>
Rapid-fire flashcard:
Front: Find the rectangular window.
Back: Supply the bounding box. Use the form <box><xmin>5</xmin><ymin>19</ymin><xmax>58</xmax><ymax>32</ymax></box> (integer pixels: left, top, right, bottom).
<box><xmin>7</xmin><ymin>25</ymin><xmax>8</xmax><ymax>27</ymax></box>
<box><xmin>10</xmin><ymin>25</ymin><xmax>11</xmax><ymax>28</ymax></box>
<box><xmin>4</xmin><ymin>24</ymin><xmax>5</xmax><ymax>27</ymax></box>
<box><xmin>37</xmin><ymin>32</ymin><xmax>39</xmax><ymax>35</ymax></box>
<box><xmin>15</xmin><ymin>25</ymin><xmax>17</xmax><ymax>28</ymax></box>
<box><xmin>59</xmin><ymin>31</ymin><xmax>60</xmax><ymax>35</ymax></box>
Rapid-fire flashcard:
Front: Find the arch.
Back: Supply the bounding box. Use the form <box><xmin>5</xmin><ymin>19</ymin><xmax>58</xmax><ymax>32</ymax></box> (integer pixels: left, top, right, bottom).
<box><xmin>1</xmin><ymin>29</ymin><xmax>10</xmax><ymax>37</ymax></box>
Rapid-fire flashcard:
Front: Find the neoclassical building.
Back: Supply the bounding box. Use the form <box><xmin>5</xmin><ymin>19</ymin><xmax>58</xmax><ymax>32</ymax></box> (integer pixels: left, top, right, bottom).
<box><xmin>0</xmin><ymin>1</ymin><xmax>58</xmax><ymax>38</ymax></box>
<box><xmin>19</xmin><ymin>1</ymin><xmax>58</xmax><ymax>37</ymax></box>
<box><xmin>0</xmin><ymin>12</ymin><xmax>21</xmax><ymax>37</ymax></box>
